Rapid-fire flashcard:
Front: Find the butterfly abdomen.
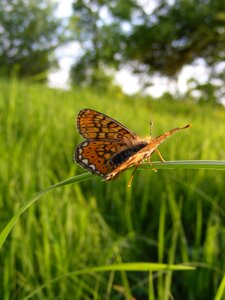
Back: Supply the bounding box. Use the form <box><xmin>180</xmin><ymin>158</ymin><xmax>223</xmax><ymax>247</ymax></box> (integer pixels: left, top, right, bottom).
<box><xmin>109</xmin><ymin>142</ymin><xmax>148</xmax><ymax>168</ymax></box>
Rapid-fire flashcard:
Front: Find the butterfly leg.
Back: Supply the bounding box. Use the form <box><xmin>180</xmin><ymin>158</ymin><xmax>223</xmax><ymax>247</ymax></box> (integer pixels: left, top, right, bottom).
<box><xmin>156</xmin><ymin>149</ymin><xmax>166</xmax><ymax>162</ymax></box>
<box><xmin>147</xmin><ymin>157</ymin><xmax>158</xmax><ymax>173</ymax></box>
<box><xmin>128</xmin><ymin>161</ymin><xmax>142</xmax><ymax>188</ymax></box>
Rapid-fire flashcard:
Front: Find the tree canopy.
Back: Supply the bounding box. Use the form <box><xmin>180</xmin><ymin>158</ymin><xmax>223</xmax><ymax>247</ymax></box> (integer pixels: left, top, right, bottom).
<box><xmin>71</xmin><ymin>0</ymin><xmax>225</xmax><ymax>96</ymax></box>
<box><xmin>0</xmin><ymin>0</ymin><xmax>66</xmax><ymax>81</ymax></box>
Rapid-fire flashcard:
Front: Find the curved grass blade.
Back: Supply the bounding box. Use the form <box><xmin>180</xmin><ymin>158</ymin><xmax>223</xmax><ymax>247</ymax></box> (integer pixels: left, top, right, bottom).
<box><xmin>24</xmin><ymin>263</ymin><xmax>195</xmax><ymax>300</ymax></box>
<box><xmin>0</xmin><ymin>173</ymin><xmax>92</xmax><ymax>249</ymax></box>
<box><xmin>1</xmin><ymin>160</ymin><xmax>224</xmax><ymax>248</ymax></box>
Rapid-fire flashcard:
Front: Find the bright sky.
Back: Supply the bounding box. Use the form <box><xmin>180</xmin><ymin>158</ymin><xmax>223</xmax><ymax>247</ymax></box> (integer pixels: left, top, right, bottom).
<box><xmin>48</xmin><ymin>0</ymin><xmax>210</xmax><ymax>97</ymax></box>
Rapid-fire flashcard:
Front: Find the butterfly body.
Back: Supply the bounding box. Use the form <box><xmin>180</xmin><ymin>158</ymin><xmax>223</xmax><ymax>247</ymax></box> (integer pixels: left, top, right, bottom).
<box><xmin>74</xmin><ymin>108</ymin><xmax>191</xmax><ymax>181</ymax></box>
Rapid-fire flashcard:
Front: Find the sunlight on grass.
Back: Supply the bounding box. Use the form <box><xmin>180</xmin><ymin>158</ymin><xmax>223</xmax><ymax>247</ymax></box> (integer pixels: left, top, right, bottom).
<box><xmin>147</xmin><ymin>160</ymin><xmax>225</xmax><ymax>170</ymax></box>
<box><xmin>23</xmin><ymin>263</ymin><xmax>195</xmax><ymax>300</ymax></box>
<box><xmin>1</xmin><ymin>78</ymin><xmax>225</xmax><ymax>299</ymax></box>
<box><xmin>0</xmin><ymin>173</ymin><xmax>92</xmax><ymax>248</ymax></box>
<box><xmin>1</xmin><ymin>160</ymin><xmax>224</xmax><ymax>248</ymax></box>
<box><xmin>215</xmin><ymin>274</ymin><xmax>225</xmax><ymax>300</ymax></box>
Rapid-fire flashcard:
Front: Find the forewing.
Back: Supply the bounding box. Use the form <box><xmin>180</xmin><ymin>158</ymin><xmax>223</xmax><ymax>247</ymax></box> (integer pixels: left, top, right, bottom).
<box><xmin>74</xmin><ymin>139</ymin><xmax>128</xmax><ymax>177</ymax></box>
<box><xmin>77</xmin><ymin>108</ymin><xmax>138</xmax><ymax>143</ymax></box>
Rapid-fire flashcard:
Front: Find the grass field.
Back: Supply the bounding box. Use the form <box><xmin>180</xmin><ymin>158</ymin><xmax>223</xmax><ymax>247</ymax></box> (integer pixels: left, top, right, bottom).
<box><xmin>1</xmin><ymin>77</ymin><xmax>225</xmax><ymax>299</ymax></box>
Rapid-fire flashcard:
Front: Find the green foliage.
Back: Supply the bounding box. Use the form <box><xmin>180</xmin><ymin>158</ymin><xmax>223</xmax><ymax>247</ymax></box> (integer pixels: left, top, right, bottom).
<box><xmin>71</xmin><ymin>0</ymin><xmax>124</xmax><ymax>91</ymax></box>
<box><xmin>71</xmin><ymin>0</ymin><xmax>225</xmax><ymax>100</ymax></box>
<box><xmin>71</xmin><ymin>60</ymin><xmax>123</xmax><ymax>94</ymax></box>
<box><xmin>0</xmin><ymin>0</ymin><xmax>66</xmax><ymax>81</ymax></box>
<box><xmin>1</xmin><ymin>78</ymin><xmax>225</xmax><ymax>299</ymax></box>
<box><xmin>125</xmin><ymin>0</ymin><xmax>225</xmax><ymax>77</ymax></box>
<box><xmin>187</xmin><ymin>81</ymin><xmax>219</xmax><ymax>104</ymax></box>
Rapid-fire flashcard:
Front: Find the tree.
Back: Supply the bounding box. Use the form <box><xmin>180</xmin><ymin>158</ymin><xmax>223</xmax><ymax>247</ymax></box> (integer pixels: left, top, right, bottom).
<box><xmin>0</xmin><ymin>0</ymin><xmax>67</xmax><ymax>81</ymax></box>
<box><xmin>71</xmin><ymin>0</ymin><xmax>225</xmax><ymax>99</ymax></box>
<box><xmin>70</xmin><ymin>0</ymin><xmax>124</xmax><ymax>90</ymax></box>
<box><xmin>125</xmin><ymin>0</ymin><xmax>225</xmax><ymax>78</ymax></box>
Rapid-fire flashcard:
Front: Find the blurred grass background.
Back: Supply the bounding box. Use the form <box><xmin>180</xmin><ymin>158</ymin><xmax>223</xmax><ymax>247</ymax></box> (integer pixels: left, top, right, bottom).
<box><xmin>1</xmin><ymin>78</ymin><xmax>225</xmax><ymax>299</ymax></box>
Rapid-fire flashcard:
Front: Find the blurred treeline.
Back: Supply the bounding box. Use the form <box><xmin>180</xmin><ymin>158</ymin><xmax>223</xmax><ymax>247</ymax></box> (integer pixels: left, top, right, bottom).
<box><xmin>0</xmin><ymin>0</ymin><xmax>224</xmax><ymax>103</ymax></box>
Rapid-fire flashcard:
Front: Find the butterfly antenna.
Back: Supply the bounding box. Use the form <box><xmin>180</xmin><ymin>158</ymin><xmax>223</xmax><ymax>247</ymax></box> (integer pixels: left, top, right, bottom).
<box><xmin>150</xmin><ymin>120</ymin><xmax>154</xmax><ymax>137</ymax></box>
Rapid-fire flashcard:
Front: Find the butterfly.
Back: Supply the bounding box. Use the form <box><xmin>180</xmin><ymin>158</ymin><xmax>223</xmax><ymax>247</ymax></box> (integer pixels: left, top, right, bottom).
<box><xmin>74</xmin><ymin>108</ymin><xmax>191</xmax><ymax>186</ymax></box>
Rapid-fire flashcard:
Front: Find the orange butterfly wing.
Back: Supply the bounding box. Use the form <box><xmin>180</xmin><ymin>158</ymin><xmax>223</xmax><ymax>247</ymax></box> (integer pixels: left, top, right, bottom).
<box><xmin>74</xmin><ymin>139</ymin><xmax>128</xmax><ymax>177</ymax></box>
<box><xmin>77</xmin><ymin>108</ymin><xmax>138</xmax><ymax>143</ymax></box>
<box><xmin>75</xmin><ymin>108</ymin><xmax>142</xmax><ymax>177</ymax></box>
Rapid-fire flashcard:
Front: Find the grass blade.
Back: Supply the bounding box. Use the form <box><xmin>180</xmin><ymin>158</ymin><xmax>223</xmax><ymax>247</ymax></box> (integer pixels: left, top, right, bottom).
<box><xmin>0</xmin><ymin>173</ymin><xmax>92</xmax><ymax>248</ymax></box>
<box><xmin>1</xmin><ymin>160</ymin><xmax>224</xmax><ymax>249</ymax></box>
<box><xmin>214</xmin><ymin>274</ymin><xmax>225</xmax><ymax>300</ymax></box>
<box><xmin>23</xmin><ymin>263</ymin><xmax>195</xmax><ymax>299</ymax></box>
<box><xmin>142</xmin><ymin>160</ymin><xmax>225</xmax><ymax>170</ymax></box>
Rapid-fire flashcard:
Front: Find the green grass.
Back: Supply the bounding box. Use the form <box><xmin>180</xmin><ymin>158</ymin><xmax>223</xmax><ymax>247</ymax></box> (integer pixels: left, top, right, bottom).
<box><xmin>1</xmin><ymin>77</ymin><xmax>225</xmax><ymax>299</ymax></box>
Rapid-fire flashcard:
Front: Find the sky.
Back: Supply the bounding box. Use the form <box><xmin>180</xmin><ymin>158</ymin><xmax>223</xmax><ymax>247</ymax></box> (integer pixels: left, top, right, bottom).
<box><xmin>48</xmin><ymin>0</ymin><xmax>210</xmax><ymax>97</ymax></box>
